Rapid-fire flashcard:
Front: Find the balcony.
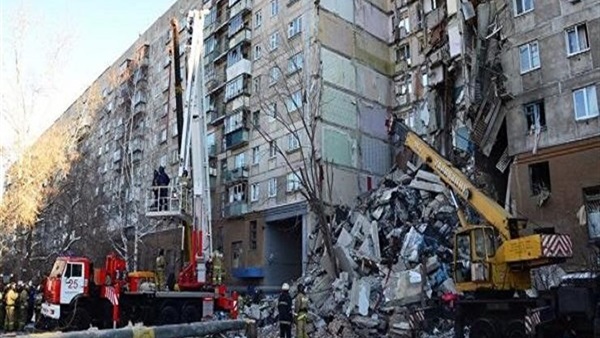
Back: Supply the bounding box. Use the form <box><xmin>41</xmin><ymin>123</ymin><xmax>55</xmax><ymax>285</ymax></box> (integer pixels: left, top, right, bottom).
<box><xmin>224</xmin><ymin>201</ymin><xmax>248</xmax><ymax>218</ymax></box>
<box><xmin>206</xmin><ymin>70</ymin><xmax>226</xmax><ymax>93</ymax></box>
<box><xmin>225</xmin><ymin>128</ymin><xmax>249</xmax><ymax>150</ymax></box>
<box><xmin>112</xmin><ymin>150</ymin><xmax>122</xmax><ymax>163</ymax></box>
<box><xmin>228</xmin><ymin>29</ymin><xmax>252</xmax><ymax>49</ymax></box>
<box><xmin>426</xmin><ymin>7</ymin><xmax>445</xmax><ymax>31</ymax></box>
<box><xmin>208</xmin><ymin>144</ymin><xmax>217</xmax><ymax>157</ymax></box>
<box><xmin>227</xmin><ymin>95</ymin><xmax>250</xmax><ymax>112</ymax></box>
<box><xmin>229</xmin><ymin>0</ymin><xmax>252</xmax><ymax>18</ymax></box>
<box><xmin>226</xmin><ymin>58</ymin><xmax>252</xmax><ymax>81</ymax></box>
<box><xmin>223</xmin><ymin>166</ymin><xmax>249</xmax><ymax>185</ymax></box>
<box><xmin>208</xmin><ymin>103</ymin><xmax>226</xmax><ymax>125</ymax></box>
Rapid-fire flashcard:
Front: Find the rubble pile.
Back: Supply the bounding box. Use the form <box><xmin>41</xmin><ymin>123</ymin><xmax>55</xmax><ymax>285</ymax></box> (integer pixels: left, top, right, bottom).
<box><xmin>251</xmin><ymin>166</ymin><xmax>463</xmax><ymax>337</ymax></box>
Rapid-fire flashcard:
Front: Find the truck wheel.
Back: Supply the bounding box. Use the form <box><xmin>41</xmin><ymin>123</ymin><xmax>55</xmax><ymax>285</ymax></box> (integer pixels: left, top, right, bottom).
<box><xmin>470</xmin><ymin>318</ymin><xmax>498</xmax><ymax>338</ymax></box>
<box><xmin>181</xmin><ymin>304</ymin><xmax>201</xmax><ymax>323</ymax></box>
<box><xmin>73</xmin><ymin>308</ymin><xmax>91</xmax><ymax>331</ymax></box>
<box><xmin>504</xmin><ymin>319</ymin><xmax>526</xmax><ymax>338</ymax></box>
<box><xmin>157</xmin><ymin>305</ymin><xmax>179</xmax><ymax>325</ymax></box>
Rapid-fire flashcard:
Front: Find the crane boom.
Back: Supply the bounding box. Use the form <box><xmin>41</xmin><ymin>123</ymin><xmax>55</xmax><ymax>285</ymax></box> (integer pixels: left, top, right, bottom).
<box><xmin>386</xmin><ymin>115</ymin><xmax>573</xmax><ymax>293</ymax></box>
<box><xmin>389</xmin><ymin>119</ymin><xmax>514</xmax><ymax>240</ymax></box>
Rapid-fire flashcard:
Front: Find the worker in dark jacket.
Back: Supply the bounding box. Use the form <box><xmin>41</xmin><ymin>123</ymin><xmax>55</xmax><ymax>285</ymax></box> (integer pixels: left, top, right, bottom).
<box><xmin>157</xmin><ymin>166</ymin><xmax>170</xmax><ymax>210</ymax></box>
<box><xmin>18</xmin><ymin>283</ymin><xmax>29</xmax><ymax>330</ymax></box>
<box><xmin>277</xmin><ymin>283</ymin><xmax>293</xmax><ymax>338</ymax></box>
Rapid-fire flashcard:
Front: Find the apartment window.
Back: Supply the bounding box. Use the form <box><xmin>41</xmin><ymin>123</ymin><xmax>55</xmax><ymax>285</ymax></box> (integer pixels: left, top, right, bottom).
<box><xmin>205</xmin><ymin>36</ymin><xmax>216</xmax><ymax>54</ymax></box>
<box><xmin>224</xmin><ymin>110</ymin><xmax>245</xmax><ymax>134</ymax></box>
<box><xmin>227</xmin><ymin>45</ymin><xmax>242</xmax><ymax>65</ymax></box>
<box><xmin>287</xmin><ymin>53</ymin><xmax>304</xmax><ymax>74</ymax></box>
<box><xmin>252</xmin><ymin>146</ymin><xmax>260</xmax><ymax>164</ymax></box>
<box><xmin>228</xmin><ymin>183</ymin><xmax>246</xmax><ymax>202</ymax></box>
<box><xmin>270</xmin><ymin>0</ymin><xmax>279</xmax><ymax>16</ymax></box>
<box><xmin>269</xmin><ymin>67</ymin><xmax>281</xmax><ymax>85</ymax></box>
<box><xmin>529</xmin><ymin>162</ymin><xmax>551</xmax><ymax>195</ymax></box>
<box><xmin>268</xmin><ymin>178</ymin><xmax>277</xmax><ymax>197</ymax></box>
<box><xmin>250</xmin><ymin>183</ymin><xmax>260</xmax><ymax>202</ymax></box>
<box><xmin>253</xmin><ymin>45</ymin><xmax>262</xmax><ymax>61</ymax></box>
<box><xmin>254</xmin><ymin>10</ymin><xmax>262</xmax><ymax>29</ymax></box>
<box><xmin>160</xmin><ymin>128</ymin><xmax>168</xmax><ymax>143</ymax></box>
<box><xmin>253</xmin><ymin>76</ymin><xmax>261</xmax><ymax>93</ymax></box>
<box><xmin>286</xmin><ymin>90</ymin><xmax>303</xmax><ymax>112</ymax></box>
<box><xmin>228</xmin><ymin>14</ymin><xmax>243</xmax><ymax>36</ymax></box>
<box><xmin>288</xmin><ymin>16</ymin><xmax>302</xmax><ymax>38</ymax></box>
<box><xmin>519</xmin><ymin>41</ymin><xmax>540</xmax><ymax>73</ymax></box>
<box><xmin>397</xmin><ymin>44</ymin><xmax>411</xmax><ymax>64</ymax></box>
<box><xmin>252</xmin><ymin>110</ymin><xmax>260</xmax><ymax>127</ymax></box>
<box><xmin>288</xmin><ymin>133</ymin><xmax>300</xmax><ymax>151</ymax></box>
<box><xmin>566</xmin><ymin>24</ymin><xmax>589</xmax><ymax>55</ymax></box>
<box><xmin>421</xmin><ymin>70</ymin><xmax>429</xmax><ymax>88</ymax></box>
<box><xmin>249</xmin><ymin>220</ymin><xmax>258</xmax><ymax>250</ymax></box>
<box><xmin>286</xmin><ymin>172</ymin><xmax>301</xmax><ymax>192</ymax></box>
<box><xmin>573</xmin><ymin>85</ymin><xmax>599</xmax><ymax>120</ymax></box>
<box><xmin>268</xmin><ymin>102</ymin><xmax>278</xmax><ymax>120</ymax></box>
<box><xmin>171</xmin><ymin>123</ymin><xmax>179</xmax><ymax>137</ymax></box>
<box><xmin>398</xmin><ymin>16</ymin><xmax>410</xmax><ymax>37</ymax></box>
<box><xmin>160</xmin><ymin>154</ymin><xmax>168</xmax><ymax>167</ymax></box>
<box><xmin>225</xmin><ymin>76</ymin><xmax>245</xmax><ymax>101</ymax></box>
<box><xmin>171</xmin><ymin>149</ymin><xmax>179</xmax><ymax>164</ymax></box>
<box><xmin>583</xmin><ymin>186</ymin><xmax>600</xmax><ymax>239</ymax></box>
<box><xmin>269</xmin><ymin>140</ymin><xmax>277</xmax><ymax>158</ymax></box>
<box><xmin>514</xmin><ymin>0</ymin><xmax>533</xmax><ymax>16</ymax></box>
<box><xmin>234</xmin><ymin>152</ymin><xmax>245</xmax><ymax>169</ymax></box>
<box><xmin>269</xmin><ymin>31</ymin><xmax>280</xmax><ymax>51</ymax></box>
<box><xmin>231</xmin><ymin>241</ymin><xmax>242</xmax><ymax>268</ymax></box>
<box><xmin>524</xmin><ymin>100</ymin><xmax>546</xmax><ymax>132</ymax></box>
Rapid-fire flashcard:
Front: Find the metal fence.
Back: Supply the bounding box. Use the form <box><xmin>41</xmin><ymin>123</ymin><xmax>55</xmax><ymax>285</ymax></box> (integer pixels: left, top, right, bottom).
<box><xmin>24</xmin><ymin>319</ymin><xmax>257</xmax><ymax>338</ymax></box>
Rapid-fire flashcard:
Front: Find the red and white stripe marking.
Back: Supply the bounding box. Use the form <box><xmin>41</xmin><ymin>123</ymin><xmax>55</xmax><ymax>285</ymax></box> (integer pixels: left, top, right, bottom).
<box><xmin>408</xmin><ymin>310</ymin><xmax>425</xmax><ymax>330</ymax></box>
<box><xmin>104</xmin><ymin>286</ymin><xmax>119</xmax><ymax>306</ymax></box>
<box><xmin>541</xmin><ymin>234</ymin><xmax>572</xmax><ymax>258</ymax></box>
<box><xmin>525</xmin><ymin>310</ymin><xmax>541</xmax><ymax>335</ymax></box>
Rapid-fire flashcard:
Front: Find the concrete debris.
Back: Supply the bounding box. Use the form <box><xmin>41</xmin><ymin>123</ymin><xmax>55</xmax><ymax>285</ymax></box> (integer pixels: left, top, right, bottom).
<box><xmin>251</xmin><ymin>167</ymin><xmax>469</xmax><ymax>337</ymax></box>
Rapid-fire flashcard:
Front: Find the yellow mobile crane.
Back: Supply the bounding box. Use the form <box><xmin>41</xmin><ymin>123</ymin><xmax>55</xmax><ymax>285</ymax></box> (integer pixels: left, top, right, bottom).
<box><xmin>387</xmin><ymin>116</ymin><xmax>573</xmax><ymax>337</ymax></box>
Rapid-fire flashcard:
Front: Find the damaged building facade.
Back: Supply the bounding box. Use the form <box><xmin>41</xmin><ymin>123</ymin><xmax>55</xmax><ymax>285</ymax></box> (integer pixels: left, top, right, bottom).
<box><xmin>391</xmin><ymin>0</ymin><xmax>600</xmax><ymax>265</ymax></box>
<box><xmin>203</xmin><ymin>0</ymin><xmax>396</xmax><ymax>287</ymax></box>
<box><xmin>500</xmin><ymin>0</ymin><xmax>600</xmax><ymax>265</ymax></box>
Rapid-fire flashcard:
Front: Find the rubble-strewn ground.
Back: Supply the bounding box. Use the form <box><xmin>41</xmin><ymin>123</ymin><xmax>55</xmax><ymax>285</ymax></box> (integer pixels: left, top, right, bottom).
<box><xmin>242</xmin><ymin>166</ymin><xmax>464</xmax><ymax>337</ymax></box>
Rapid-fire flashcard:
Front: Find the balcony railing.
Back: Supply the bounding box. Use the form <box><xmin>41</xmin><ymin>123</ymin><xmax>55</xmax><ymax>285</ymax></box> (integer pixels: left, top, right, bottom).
<box><xmin>208</xmin><ymin>103</ymin><xmax>226</xmax><ymax>125</ymax></box>
<box><xmin>224</xmin><ymin>128</ymin><xmax>249</xmax><ymax>150</ymax></box>
<box><xmin>226</xmin><ymin>58</ymin><xmax>252</xmax><ymax>80</ymax></box>
<box><xmin>228</xmin><ymin>28</ymin><xmax>252</xmax><ymax>49</ymax></box>
<box><xmin>223</xmin><ymin>201</ymin><xmax>248</xmax><ymax>218</ymax></box>
<box><xmin>229</xmin><ymin>0</ymin><xmax>252</xmax><ymax>18</ymax></box>
<box><xmin>223</xmin><ymin>166</ymin><xmax>249</xmax><ymax>184</ymax></box>
<box><xmin>208</xmin><ymin>144</ymin><xmax>217</xmax><ymax>157</ymax></box>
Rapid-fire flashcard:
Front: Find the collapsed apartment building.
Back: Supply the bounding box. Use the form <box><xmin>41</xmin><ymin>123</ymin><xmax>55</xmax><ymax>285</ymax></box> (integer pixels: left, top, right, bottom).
<box><xmin>391</xmin><ymin>0</ymin><xmax>600</xmax><ymax>266</ymax></box>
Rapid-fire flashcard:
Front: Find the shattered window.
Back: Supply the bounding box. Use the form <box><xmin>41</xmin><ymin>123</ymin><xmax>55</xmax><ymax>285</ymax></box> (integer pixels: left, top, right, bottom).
<box><xmin>528</xmin><ymin>161</ymin><xmax>551</xmax><ymax>195</ymax></box>
<box><xmin>524</xmin><ymin>100</ymin><xmax>546</xmax><ymax>132</ymax></box>
<box><xmin>584</xmin><ymin>186</ymin><xmax>600</xmax><ymax>241</ymax></box>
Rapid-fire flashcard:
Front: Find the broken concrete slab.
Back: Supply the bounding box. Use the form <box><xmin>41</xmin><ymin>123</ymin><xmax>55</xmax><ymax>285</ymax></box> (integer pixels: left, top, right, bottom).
<box><xmin>409</xmin><ymin>179</ymin><xmax>446</xmax><ymax>193</ymax></box>
<box><xmin>357</xmin><ymin>278</ymin><xmax>371</xmax><ymax>316</ymax></box>
<box><xmin>426</xmin><ymin>256</ymin><xmax>441</xmax><ymax>273</ymax></box>
<box><xmin>416</xmin><ymin>169</ymin><xmax>443</xmax><ymax>184</ymax></box>
<box><xmin>336</xmin><ymin>227</ymin><xmax>354</xmax><ymax>248</ymax></box>
<box><xmin>334</xmin><ymin>244</ymin><xmax>358</xmax><ymax>274</ymax></box>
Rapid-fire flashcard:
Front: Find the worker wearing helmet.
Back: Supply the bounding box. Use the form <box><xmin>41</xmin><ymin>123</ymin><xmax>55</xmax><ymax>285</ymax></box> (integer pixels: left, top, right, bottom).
<box><xmin>212</xmin><ymin>251</ymin><xmax>223</xmax><ymax>285</ymax></box>
<box><xmin>294</xmin><ymin>284</ymin><xmax>309</xmax><ymax>338</ymax></box>
<box><xmin>4</xmin><ymin>283</ymin><xmax>18</xmax><ymax>332</ymax></box>
<box><xmin>155</xmin><ymin>249</ymin><xmax>166</xmax><ymax>291</ymax></box>
<box><xmin>18</xmin><ymin>283</ymin><xmax>29</xmax><ymax>330</ymax></box>
<box><xmin>277</xmin><ymin>283</ymin><xmax>292</xmax><ymax>338</ymax></box>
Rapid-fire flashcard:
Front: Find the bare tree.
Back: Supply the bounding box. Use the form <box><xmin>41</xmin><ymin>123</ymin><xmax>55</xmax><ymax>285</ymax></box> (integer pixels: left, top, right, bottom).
<box><xmin>0</xmin><ymin>84</ymin><xmax>104</xmax><ymax>278</ymax></box>
<box><xmin>246</xmin><ymin>24</ymin><xmax>339</xmax><ymax>275</ymax></box>
<box><xmin>105</xmin><ymin>44</ymin><xmax>158</xmax><ymax>270</ymax></box>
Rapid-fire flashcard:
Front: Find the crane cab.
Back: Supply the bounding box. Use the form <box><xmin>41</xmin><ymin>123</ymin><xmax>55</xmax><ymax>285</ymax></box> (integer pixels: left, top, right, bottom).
<box><xmin>145</xmin><ymin>183</ymin><xmax>193</xmax><ymax>221</ymax></box>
